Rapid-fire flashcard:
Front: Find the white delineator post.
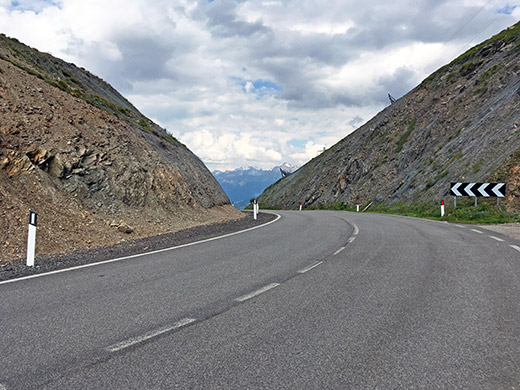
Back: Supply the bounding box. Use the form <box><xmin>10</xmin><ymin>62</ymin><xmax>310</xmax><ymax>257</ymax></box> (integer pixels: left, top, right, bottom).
<box><xmin>253</xmin><ymin>200</ymin><xmax>258</xmax><ymax>220</ymax></box>
<box><xmin>26</xmin><ymin>210</ymin><xmax>37</xmax><ymax>267</ymax></box>
<box><xmin>356</xmin><ymin>202</ymin><xmax>360</xmax><ymax>212</ymax></box>
<box><xmin>299</xmin><ymin>202</ymin><xmax>302</xmax><ymax>211</ymax></box>
<box><xmin>440</xmin><ymin>200</ymin><xmax>445</xmax><ymax>217</ymax></box>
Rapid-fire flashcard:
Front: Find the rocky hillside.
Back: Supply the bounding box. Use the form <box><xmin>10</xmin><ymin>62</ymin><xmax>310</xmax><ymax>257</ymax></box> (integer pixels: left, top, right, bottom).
<box><xmin>259</xmin><ymin>22</ymin><xmax>520</xmax><ymax>210</ymax></box>
<box><xmin>0</xmin><ymin>35</ymin><xmax>242</xmax><ymax>262</ymax></box>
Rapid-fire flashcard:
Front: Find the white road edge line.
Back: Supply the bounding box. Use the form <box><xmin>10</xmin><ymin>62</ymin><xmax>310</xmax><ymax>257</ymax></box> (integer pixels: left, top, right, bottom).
<box><xmin>235</xmin><ymin>283</ymin><xmax>280</xmax><ymax>302</ymax></box>
<box><xmin>489</xmin><ymin>236</ymin><xmax>505</xmax><ymax>242</ymax></box>
<box><xmin>107</xmin><ymin>318</ymin><xmax>196</xmax><ymax>353</ymax></box>
<box><xmin>510</xmin><ymin>245</ymin><xmax>520</xmax><ymax>253</ymax></box>
<box><xmin>348</xmin><ymin>237</ymin><xmax>356</xmax><ymax>244</ymax></box>
<box><xmin>298</xmin><ymin>261</ymin><xmax>323</xmax><ymax>274</ymax></box>
<box><xmin>471</xmin><ymin>229</ymin><xmax>483</xmax><ymax>234</ymax></box>
<box><xmin>455</xmin><ymin>224</ymin><xmax>465</xmax><ymax>228</ymax></box>
<box><xmin>0</xmin><ymin>213</ymin><xmax>282</xmax><ymax>286</ymax></box>
<box><xmin>353</xmin><ymin>224</ymin><xmax>359</xmax><ymax>236</ymax></box>
<box><xmin>333</xmin><ymin>247</ymin><xmax>345</xmax><ymax>256</ymax></box>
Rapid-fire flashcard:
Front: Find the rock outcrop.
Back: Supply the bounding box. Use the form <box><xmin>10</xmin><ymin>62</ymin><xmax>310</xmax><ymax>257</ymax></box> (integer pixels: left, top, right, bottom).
<box><xmin>0</xmin><ymin>35</ymin><xmax>242</xmax><ymax>262</ymax></box>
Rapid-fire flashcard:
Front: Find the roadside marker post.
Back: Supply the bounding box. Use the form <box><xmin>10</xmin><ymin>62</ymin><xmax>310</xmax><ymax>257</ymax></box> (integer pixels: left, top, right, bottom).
<box><xmin>253</xmin><ymin>200</ymin><xmax>258</xmax><ymax>220</ymax></box>
<box><xmin>356</xmin><ymin>202</ymin><xmax>360</xmax><ymax>212</ymax></box>
<box><xmin>26</xmin><ymin>210</ymin><xmax>37</xmax><ymax>267</ymax></box>
<box><xmin>440</xmin><ymin>200</ymin><xmax>445</xmax><ymax>217</ymax></box>
<box><xmin>299</xmin><ymin>202</ymin><xmax>302</xmax><ymax>211</ymax></box>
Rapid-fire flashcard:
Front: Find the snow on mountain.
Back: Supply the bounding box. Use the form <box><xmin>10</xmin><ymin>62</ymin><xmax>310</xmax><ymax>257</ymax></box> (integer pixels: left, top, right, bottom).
<box><xmin>213</xmin><ymin>163</ymin><xmax>298</xmax><ymax>209</ymax></box>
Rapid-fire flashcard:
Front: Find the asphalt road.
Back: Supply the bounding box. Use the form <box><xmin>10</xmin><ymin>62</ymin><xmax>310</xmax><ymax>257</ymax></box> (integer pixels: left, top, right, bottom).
<box><xmin>1</xmin><ymin>210</ymin><xmax>519</xmax><ymax>389</ymax></box>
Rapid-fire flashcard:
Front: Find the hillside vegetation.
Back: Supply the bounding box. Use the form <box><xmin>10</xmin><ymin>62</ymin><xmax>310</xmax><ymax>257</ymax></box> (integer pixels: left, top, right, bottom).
<box><xmin>258</xmin><ymin>22</ymin><xmax>520</xmax><ymax>211</ymax></box>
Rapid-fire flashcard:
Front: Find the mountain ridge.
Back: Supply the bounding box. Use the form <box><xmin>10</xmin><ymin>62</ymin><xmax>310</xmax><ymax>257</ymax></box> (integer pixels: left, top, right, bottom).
<box><xmin>258</xmin><ymin>22</ymin><xmax>520</xmax><ymax>210</ymax></box>
<box><xmin>214</xmin><ymin>163</ymin><xmax>297</xmax><ymax>209</ymax></box>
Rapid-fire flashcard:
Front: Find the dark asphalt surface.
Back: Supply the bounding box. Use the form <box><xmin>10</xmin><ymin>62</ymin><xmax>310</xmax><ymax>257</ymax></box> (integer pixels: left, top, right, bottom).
<box><xmin>0</xmin><ymin>212</ymin><xmax>275</xmax><ymax>281</ymax></box>
<box><xmin>1</xmin><ymin>211</ymin><xmax>519</xmax><ymax>389</ymax></box>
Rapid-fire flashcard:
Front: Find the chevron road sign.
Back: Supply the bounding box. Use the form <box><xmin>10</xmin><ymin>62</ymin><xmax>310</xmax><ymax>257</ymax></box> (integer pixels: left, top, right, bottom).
<box><xmin>450</xmin><ymin>182</ymin><xmax>505</xmax><ymax>198</ymax></box>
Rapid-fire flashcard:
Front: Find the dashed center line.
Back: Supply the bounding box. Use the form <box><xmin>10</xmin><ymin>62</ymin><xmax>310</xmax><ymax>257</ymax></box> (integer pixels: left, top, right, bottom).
<box><xmin>489</xmin><ymin>236</ymin><xmax>505</xmax><ymax>242</ymax></box>
<box><xmin>455</xmin><ymin>224</ymin><xmax>465</xmax><ymax>228</ymax></box>
<box><xmin>298</xmin><ymin>261</ymin><xmax>323</xmax><ymax>274</ymax></box>
<box><xmin>510</xmin><ymin>245</ymin><xmax>520</xmax><ymax>253</ymax></box>
<box><xmin>353</xmin><ymin>224</ymin><xmax>359</xmax><ymax>236</ymax></box>
<box><xmin>470</xmin><ymin>229</ymin><xmax>483</xmax><ymax>234</ymax></box>
<box><xmin>106</xmin><ymin>318</ymin><xmax>196</xmax><ymax>352</ymax></box>
<box><xmin>348</xmin><ymin>237</ymin><xmax>356</xmax><ymax>244</ymax></box>
<box><xmin>235</xmin><ymin>283</ymin><xmax>280</xmax><ymax>302</ymax></box>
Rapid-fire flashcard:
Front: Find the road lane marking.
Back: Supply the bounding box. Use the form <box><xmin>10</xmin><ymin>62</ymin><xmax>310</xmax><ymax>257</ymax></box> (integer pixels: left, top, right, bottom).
<box><xmin>353</xmin><ymin>224</ymin><xmax>359</xmax><ymax>236</ymax></box>
<box><xmin>333</xmin><ymin>247</ymin><xmax>345</xmax><ymax>256</ymax></box>
<box><xmin>235</xmin><ymin>283</ymin><xmax>280</xmax><ymax>302</ymax></box>
<box><xmin>489</xmin><ymin>236</ymin><xmax>504</xmax><ymax>242</ymax></box>
<box><xmin>470</xmin><ymin>229</ymin><xmax>483</xmax><ymax>234</ymax></box>
<box><xmin>0</xmin><ymin>213</ymin><xmax>282</xmax><ymax>286</ymax></box>
<box><xmin>0</xmin><ymin>383</ymin><xmax>7</xmax><ymax>390</ymax></box>
<box><xmin>348</xmin><ymin>237</ymin><xmax>356</xmax><ymax>244</ymax></box>
<box><xmin>510</xmin><ymin>245</ymin><xmax>520</xmax><ymax>253</ymax></box>
<box><xmin>106</xmin><ymin>318</ymin><xmax>196</xmax><ymax>352</ymax></box>
<box><xmin>455</xmin><ymin>224</ymin><xmax>465</xmax><ymax>228</ymax></box>
<box><xmin>298</xmin><ymin>262</ymin><xmax>323</xmax><ymax>274</ymax></box>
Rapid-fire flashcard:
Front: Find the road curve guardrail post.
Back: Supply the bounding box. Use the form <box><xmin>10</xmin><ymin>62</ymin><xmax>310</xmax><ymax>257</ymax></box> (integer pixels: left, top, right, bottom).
<box><xmin>26</xmin><ymin>210</ymin><xmax>37</xmax><ymax>267</ymax></box>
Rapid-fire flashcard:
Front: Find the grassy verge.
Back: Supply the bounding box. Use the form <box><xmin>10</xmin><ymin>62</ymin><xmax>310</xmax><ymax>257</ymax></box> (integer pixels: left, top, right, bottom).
<box><xmin>311</xmin><ymin>199</ymin><xmax>520</xmax><ymax>224</ymax></box>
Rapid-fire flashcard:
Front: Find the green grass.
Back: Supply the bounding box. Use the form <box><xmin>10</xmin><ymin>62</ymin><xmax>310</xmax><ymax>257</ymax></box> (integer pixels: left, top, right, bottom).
<box><xmin>307</xmin><ymin>201</ymin><xmax>365</xmax><ymax>212</ymax></box>
<box><xmin>473</xmin><ymin>161</ymin><xmax>483</xmax><ymax>173</ymax></box>
<box><xmin>420</xmin><ymin>21</ymin><xmax>520</xmax><ymax>88</ymax></box>
<box><xmin>367</xmin><ymin>199</ymin><xmax>520</xmax><ymax>224</ymax></box>
<box><xmin>474</xmin><ymin>64</ymin><xmax>500</xmax><ymax>96</ymax></box>
<box><xmin>395</xmin><ymin>119</ymin><xmax>416</xmax><ymax>153</ymax></box>
<box><xmin>161</xmin><ymin>132</ymin><xmax>182</xmax><ymax>146</ymax></box>
<box><xmin>256</xmin><ymin>198</ymin><xmax>519</xmax><ymax>224</ymax></box>
<box><xmin>448</xmin><ymin>128</ymin><xmax>463</xmax><ymax>141</ymax></box>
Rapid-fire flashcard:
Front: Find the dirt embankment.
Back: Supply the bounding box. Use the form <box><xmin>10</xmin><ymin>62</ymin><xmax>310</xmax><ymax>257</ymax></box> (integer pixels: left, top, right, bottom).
<box><xmin>0</xmin><ymin>51</ymin><xmax>242</xmax><ymax>262</ymax></box>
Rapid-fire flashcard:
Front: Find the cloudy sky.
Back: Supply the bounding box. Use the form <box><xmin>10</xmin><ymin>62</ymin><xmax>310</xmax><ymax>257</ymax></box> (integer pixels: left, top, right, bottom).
<box><xmin>1</xmin><ymin>0</ymin><xmax>519</xmax><ymax>171</ymax></box>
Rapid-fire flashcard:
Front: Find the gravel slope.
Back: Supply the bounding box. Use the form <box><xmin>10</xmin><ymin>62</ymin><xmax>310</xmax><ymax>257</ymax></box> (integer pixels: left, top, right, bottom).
<box><xmin>0</xmin><ymin>211</ymin><xmax>275</xmax><ymax>282</ymax></box>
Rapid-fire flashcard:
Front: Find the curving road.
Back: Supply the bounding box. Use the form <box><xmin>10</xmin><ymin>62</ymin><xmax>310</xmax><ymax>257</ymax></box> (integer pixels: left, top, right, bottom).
<box><xmin>1</xmin><ymin>210</ymin><xmax>519</xmax><ymax>389</ymax></box>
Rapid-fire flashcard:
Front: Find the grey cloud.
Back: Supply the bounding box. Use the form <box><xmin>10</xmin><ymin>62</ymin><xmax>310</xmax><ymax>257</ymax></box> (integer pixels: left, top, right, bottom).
<box><xmin>348</xmin><ymin>116</ymin><xmax>364</xmax><ymax>128</ymax></box>
<box><xmin>376</xmin><ymin>66</ymin><xmax>417</xmax><ymax>102</ymax></box>
<box><xmin>90</xmin><ymin>30</ymin><xmax>192</xmax><ymax>93</ymax></box>
<box><xmin>203</xmin><ymin>0</ymin><xmax>271</xmax><ymax>38</ymax></box>
<box><xmin>115</xmin><ymin>36</ymin><xmax>175</xmax><ymax>80</ymax></box>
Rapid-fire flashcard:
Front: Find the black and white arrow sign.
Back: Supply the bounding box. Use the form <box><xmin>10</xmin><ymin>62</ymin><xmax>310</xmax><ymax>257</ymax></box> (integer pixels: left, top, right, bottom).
<box><xmin>450</xmin><ymin>182</ymin><xmax>505</xmax><ymax>197</ymax></box>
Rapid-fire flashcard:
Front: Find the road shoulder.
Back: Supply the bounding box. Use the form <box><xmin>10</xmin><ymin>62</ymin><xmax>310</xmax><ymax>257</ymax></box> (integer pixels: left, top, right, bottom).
<box><xmin>0</xmin><ymin>212</ymin><xmax>276</xmax><ymax>282</ymax></box>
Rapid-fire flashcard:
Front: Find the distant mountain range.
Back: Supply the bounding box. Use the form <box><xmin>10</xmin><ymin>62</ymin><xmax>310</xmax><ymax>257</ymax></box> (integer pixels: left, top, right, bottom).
<box><xmin>213</xmin><ymin>163</ymin><xmax>297</xmax><ymax>209</ymax></box>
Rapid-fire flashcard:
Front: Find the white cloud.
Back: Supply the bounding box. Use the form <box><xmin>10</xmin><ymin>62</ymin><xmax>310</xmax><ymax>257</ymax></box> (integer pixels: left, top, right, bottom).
<box><xmin>0</xmin><ymin>0</ymin><xmax>518</xmax><ymax>171</ymax></box>
<box><xmin>244</xmin><ymin>81</ymin><xmax>254</xmax><ymax>93</ymax></box>
<box><xmin>290</xmin><ymin>141</ymin><xmax>327</xmax><ymax>162</ymax></box>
